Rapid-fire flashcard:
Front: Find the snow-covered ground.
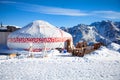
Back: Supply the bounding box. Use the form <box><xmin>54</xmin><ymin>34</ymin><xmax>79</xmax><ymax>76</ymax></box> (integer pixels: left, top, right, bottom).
<box><xmin>0</xmin><ymin>43</ymin><xmax>120</xmax><ymax>80</ymax></box>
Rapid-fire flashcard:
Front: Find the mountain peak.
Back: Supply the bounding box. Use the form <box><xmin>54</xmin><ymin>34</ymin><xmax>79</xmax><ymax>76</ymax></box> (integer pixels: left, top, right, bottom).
<box><xmin>61</xmin><ymin>20</ymin><xmax>120</xmax><ymax>45</ymax></box>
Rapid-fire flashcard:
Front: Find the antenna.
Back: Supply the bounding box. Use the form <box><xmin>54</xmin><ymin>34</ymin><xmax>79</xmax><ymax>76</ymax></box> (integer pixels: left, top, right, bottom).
<box><xmin>1</xmin><ymin>22</ymin><xmax>3</xmax><ymax>27</ymax></box>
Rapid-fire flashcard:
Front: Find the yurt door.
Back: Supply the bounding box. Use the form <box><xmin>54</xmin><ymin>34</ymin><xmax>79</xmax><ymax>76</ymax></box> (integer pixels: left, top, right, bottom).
<box><xmin>65</xmin><ymin>39</ymin><xmax>71</xmax><ymax>51</ymax></box>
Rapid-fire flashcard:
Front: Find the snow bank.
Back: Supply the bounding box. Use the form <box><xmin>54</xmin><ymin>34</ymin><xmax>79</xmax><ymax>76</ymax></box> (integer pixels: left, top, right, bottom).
<box><xmin>84</xmin><ymin>46</ymin><xmax>120</xmax><ymax>60</ymax></box>
<box><xmin>107</xmin><ymin>43</ymin><xmax>120</xmax><ymax>52</ymax></box>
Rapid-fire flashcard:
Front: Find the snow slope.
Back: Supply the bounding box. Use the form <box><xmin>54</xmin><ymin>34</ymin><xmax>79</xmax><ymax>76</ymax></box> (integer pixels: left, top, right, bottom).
<box><xmin>0</xmin><ymin>44</ymin><xmax>120</xmax><ymax>80</ymax></box>
<box><xmin>107</xmin><ymin>43</ymin><xmax>120</xmax><ymax>52</ymax></box>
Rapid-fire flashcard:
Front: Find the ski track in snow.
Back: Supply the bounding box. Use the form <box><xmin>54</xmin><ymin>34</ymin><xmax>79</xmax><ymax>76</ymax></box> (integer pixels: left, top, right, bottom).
<box><xmin>0</xmin><ymin>57</ymin><xmax>120</xmax><ymax>80</ymax></box>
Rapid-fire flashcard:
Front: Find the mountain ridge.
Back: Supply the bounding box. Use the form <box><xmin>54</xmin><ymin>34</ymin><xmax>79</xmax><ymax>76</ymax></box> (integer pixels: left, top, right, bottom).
<box><xmin>60</xmin><ymin>20</ymin><xmax>120</xmax><ymax>45</ymax></box>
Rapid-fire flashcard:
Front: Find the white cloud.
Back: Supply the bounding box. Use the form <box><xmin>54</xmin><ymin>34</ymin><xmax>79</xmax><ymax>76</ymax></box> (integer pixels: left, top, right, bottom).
<box><xmin>1</xmin><ymin>1</ymin><xmax>120</xmax><ymax>19</ymax></box>
<box><xmin>0</xmin><ymin>1</ymin><xmax>88</xmax><ymax>16</ymax></box>
<box><xmin>92</xmin><ymin>11</ymin><xmax>120</xmax><ymax>19</ymax></box>
<box><xmin>36</xmin><ymin>6</ymin><xmax>88</xmax><ymax>16</ymax></box>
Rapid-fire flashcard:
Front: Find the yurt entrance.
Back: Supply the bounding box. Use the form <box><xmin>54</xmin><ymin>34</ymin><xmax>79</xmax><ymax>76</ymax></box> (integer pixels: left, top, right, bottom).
<box><xmin>65</xmin><ymin>39</ymin><xmax>71</xmax><ymax>52</ymax></box>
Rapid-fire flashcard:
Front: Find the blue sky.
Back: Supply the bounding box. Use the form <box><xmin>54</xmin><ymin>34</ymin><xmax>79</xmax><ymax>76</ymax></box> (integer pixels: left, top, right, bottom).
<box><xmin>0</xmin><ymin>0</ymin><xmax>120</xmax><ymax>27</ymax></box>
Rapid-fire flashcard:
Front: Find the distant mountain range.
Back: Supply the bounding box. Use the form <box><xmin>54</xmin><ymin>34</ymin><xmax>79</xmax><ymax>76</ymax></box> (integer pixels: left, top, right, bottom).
<box><xmin>60</xmin><ymin>20</ymin><xmax>120</xmax><ymax>45</ymax></box>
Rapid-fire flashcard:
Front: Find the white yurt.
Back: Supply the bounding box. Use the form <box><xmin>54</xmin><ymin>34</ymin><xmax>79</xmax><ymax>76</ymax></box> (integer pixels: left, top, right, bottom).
<box><xmin>7</xmin><ymin>20</ymin><xmax>73</xmax><ymax>52</ymax></box>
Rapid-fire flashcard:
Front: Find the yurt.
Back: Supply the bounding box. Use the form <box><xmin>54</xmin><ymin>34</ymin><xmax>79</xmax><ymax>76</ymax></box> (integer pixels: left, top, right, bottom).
<box><xmin>7</xmin><ymin>20</ymin><xmax>73</xmax><ymax>52</ymax></box>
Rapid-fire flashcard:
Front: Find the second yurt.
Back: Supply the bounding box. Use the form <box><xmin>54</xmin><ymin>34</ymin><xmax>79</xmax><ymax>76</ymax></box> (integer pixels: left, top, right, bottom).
<box><xmin>7</xmin><ymin>20</ymin><xmax>73</xmax><ymax>52</ymax></box>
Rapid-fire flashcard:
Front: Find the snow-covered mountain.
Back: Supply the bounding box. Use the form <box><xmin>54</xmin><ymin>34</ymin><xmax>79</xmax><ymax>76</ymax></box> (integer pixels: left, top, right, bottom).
<box><xmin>90</xmin><ymin>20</ymin><xmax>120</xmax><ymax>44</ymax></box>
<box><xmin>61</xmin><ymin>20</ymin><xmax>120</xmax><ymax>45</ymax></box>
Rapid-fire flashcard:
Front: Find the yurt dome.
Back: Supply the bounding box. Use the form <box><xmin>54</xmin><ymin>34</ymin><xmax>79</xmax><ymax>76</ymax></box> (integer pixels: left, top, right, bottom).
<box><xmin>7</xmin><ymin>20</ymin><xmax>73</xmax><ymax>52</ymax></box>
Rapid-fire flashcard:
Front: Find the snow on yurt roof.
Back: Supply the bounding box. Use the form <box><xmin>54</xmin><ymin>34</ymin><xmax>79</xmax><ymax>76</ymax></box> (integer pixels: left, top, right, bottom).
<box><xmin>8</xmin><ymin>20</ymin><xmax>71</xmax><ymax>38</ymax></box>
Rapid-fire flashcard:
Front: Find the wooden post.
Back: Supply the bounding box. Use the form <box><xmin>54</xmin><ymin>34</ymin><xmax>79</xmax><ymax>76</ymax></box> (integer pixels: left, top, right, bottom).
<box><xmin>29</xmin><ymin>43</ymin><xmax>33</xmax><ymax>58</ymax></box>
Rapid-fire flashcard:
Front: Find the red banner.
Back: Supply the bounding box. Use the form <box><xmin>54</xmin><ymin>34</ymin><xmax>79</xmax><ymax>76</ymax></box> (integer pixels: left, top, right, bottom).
<box><xmin>8</xmin><ymin>37</ymin><xmax>71</xmax><ymax>43</ymax></box>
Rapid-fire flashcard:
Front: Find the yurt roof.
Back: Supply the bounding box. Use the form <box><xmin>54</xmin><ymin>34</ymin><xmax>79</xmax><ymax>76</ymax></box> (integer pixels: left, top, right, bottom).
<box><xmin>9</xmin><ymin>20</ymin><xmax>72</xmax><ymax>38</ymax></box>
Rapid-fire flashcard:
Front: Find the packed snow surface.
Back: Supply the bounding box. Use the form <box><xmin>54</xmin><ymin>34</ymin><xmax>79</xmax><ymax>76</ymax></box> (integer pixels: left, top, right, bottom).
<box><xmin>0</xmin><ymin>43</ymin><xmax>120</xmax><ymax>80</ymax></box>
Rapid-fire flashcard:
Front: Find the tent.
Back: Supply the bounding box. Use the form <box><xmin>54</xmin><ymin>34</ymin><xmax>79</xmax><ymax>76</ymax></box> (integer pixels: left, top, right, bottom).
<box><xmin>7</xmin><ymin>20</ymin><xmax>73</xmax><ymax>52</ymax></box>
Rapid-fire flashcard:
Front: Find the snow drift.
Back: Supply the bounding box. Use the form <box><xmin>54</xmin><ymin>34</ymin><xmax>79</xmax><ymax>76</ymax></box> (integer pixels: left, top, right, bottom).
<box><xmin>107</xmin><ymin>43</ymin><xmax>120</xmax><ymax>52</ymax></box>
